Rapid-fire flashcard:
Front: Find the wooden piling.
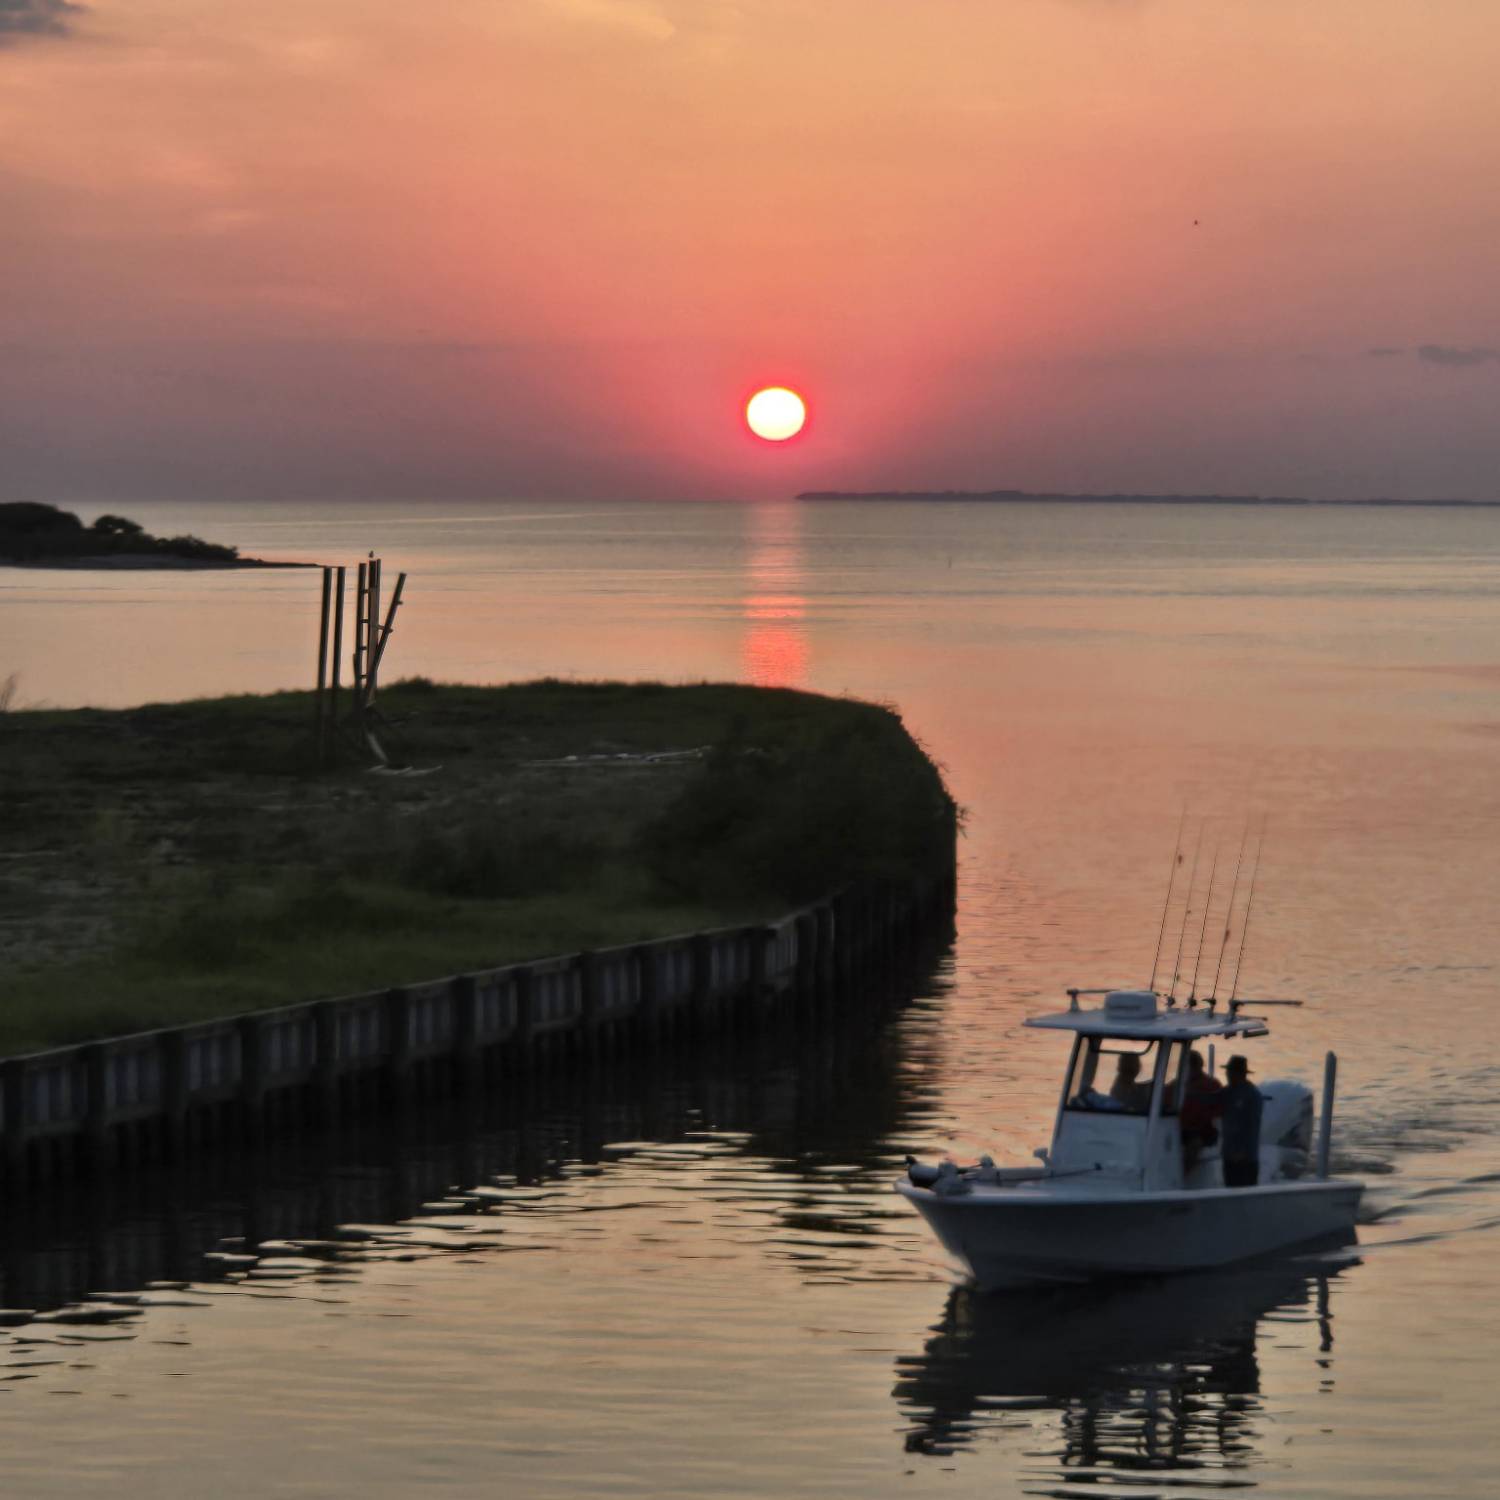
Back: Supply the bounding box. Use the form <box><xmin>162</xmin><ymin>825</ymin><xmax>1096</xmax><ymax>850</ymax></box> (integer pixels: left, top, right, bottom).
<box><xmin>2</xmin><ymin>1060</ymin><xmax>27</xmax><ymax>1190</ymax></box>
<box><xmin>385</xmin><ymin>988</ymin><xmax>412</xmax><ymax>1107</ymax></box>
<box><xmin>513</xmin><ymin>967</ymin><xmax>535</xmax><ymax>1068</ymax></box>
<box><xmin>633</xmin><ymin>945</ymin><xmax>661</xmax><ymax>1046</ymax></box>
<box><xmin>365</xmin><ymin>558</ymin><xmax>381</xmax><ymax>708</ymax></box>
<box><xmin>237</xmin><ymin>1016</ymin><xmax>266</xmax><ymax>1142</ymax></box>
<box><xmin>353</xmin><ymin>562</ymin><xmax>368</xmax><ymax>712</ymax></box>
<box><xmin>81</xmin><ymin>1044</ymin><xmax>110</xmax><ymax>1176</ymax></box>
<box><xmin>368</xmin><ymin>572</ymin><xmax>406</xmax><ymax>691</ymax></box>
<box><xmin>313</xmin><ymin>1003</ymin><xmax>339</xmax><ymax>1124</ymax></box>
<box><xmin>330</xmin><ymin>566</ymin><xmax>346</xmax><ymax>725</ymax></box>
<box><xmin>748</xmin><ymin>924</ymin><xmax>771</xmax><ymax>1005</ymax></box>
<box><xmin>160</xmin><ymin>1032</ymin><xmax>188</xmax><ymax>1161</ymax></box>
<box><xmin>578</xmin><ymin>952</ymin><xmax>600</xmax><ymax>1057</ymax></box>
<box><xmin>314</xmin><ymin>565</ymin><xmax>332</xmax><ymax>762</ymax></box>
<box><xmin>690</xmin><ymin>932</ymin><xmax>714</xmax><ymax>1013</ymax></box>
<box><xmin>451</xmin><ymin>975</ymin><xmax>481</xmax><ymax>1094</ymax></box>
<box><xmin>0</xmin><ymin>860</ymin><xmax>954</xmax><ymax>1194</ymax></box>
<box><xmin>794</xmin><ymin>912</ymin><xmax>816</xmax><ymax>993</ymax></box>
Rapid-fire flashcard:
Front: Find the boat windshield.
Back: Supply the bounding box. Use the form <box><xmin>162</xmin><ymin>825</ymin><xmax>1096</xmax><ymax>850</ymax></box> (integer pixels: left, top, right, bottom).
<box><xmin>1064</xmin><ymin>1038</ymin><xmax>1185</xmax><ymax>1116</ymax></box>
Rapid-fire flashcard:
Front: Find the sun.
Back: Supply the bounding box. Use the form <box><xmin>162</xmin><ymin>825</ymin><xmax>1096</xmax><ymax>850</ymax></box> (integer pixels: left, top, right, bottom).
<box><xmin>745</xmin><ymin>386</ymin><xmax>807</xmax><ymax>442</ymax></box>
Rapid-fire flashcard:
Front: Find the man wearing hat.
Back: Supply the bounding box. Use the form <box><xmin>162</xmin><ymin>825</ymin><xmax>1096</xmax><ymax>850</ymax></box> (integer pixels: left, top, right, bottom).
<box><xmin>1220</xmin><ymin>1055</ymin><xmax>1263</xmax><ymax>1187</ymax></box>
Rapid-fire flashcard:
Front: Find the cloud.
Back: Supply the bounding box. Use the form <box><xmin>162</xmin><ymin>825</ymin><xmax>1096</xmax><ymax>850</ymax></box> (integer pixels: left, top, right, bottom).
<box><xmin>1417</xmin><ymin>344</ymin><xmax>1500</xmax><ymax>368</ymax></box>
<box><xmin>0</xmin><ymin>0</ymin><xmax>84</xmax><ymax>43</ymax></box>
<box><xmin>540</xmin><ymin>0</ymin><xmax>676</xmax><ymax>42</ymax></box>
<box><xmin>1363</xmin><ymin>345</ymin><xmax>1500</xmax><ymax>369</ymax></box>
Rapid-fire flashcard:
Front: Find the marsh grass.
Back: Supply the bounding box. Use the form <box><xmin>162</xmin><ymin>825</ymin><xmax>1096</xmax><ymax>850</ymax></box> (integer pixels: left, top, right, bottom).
<box><xmin>1</xmin><ymin>680</ymin><xmax>955</xmax><ymax>1053</ymax></box>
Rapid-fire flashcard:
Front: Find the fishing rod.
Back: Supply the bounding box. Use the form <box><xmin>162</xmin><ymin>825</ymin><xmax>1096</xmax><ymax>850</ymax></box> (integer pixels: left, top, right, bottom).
<box><xmin>1187</xmin><ymin>835</ymin><xmax>1222</xmax><ymax>1003</ymax></box>
<box><xmin>1168</xmin><ymin>818</ymin><xmax>1207</xmax><ymax>1003</ymax></box>
<box><xmin>1147</xmin><ymin>808</ymin><xmax>1188</xmax><ymax>992</ymax></box>
<box><xmin>1209</xmin><ymin>817</ymin><xmax>1253</xmax><ymax>1001</ymax></box>
<box><xmin>1226</xmin><ymin>818</ymin><xmax>1268</xmax><ymax>1004</ymax></box>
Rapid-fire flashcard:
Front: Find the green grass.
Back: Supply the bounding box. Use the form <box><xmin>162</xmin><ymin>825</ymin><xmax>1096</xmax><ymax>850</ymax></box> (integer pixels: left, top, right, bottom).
<box><xmin>0</xmin><ymin>680</ymin><xmax>955</xmax><ymax>1054</ymax></box>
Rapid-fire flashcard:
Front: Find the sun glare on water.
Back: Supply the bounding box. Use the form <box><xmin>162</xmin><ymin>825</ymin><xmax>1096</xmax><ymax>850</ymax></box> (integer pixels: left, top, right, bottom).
<box><xmin>745</xmin><ymin>387</ymin><xmax>807</xmax><ymax>442</ymax></box>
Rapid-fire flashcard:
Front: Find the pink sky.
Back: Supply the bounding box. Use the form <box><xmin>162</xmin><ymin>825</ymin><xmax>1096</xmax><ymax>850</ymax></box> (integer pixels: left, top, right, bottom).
<box><xmin>2</xmin><ymin>0</ymin><xmax>1497</xmax><ymax>501</ymax></box>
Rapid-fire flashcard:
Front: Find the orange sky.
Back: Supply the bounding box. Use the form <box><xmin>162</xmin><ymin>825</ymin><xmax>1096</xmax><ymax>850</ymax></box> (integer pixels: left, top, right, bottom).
<box><xmin>2</xmin><ymin>0</ymin><xmax>1497</xmax><ymax>500</ymax></box>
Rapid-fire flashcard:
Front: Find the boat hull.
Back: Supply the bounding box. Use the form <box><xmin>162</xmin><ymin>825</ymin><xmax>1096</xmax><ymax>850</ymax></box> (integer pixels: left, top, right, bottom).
<box><xmin>897</xmin><ymin>1177</ymin><xmax>1362</xmax><ymax>1289</ymax></box>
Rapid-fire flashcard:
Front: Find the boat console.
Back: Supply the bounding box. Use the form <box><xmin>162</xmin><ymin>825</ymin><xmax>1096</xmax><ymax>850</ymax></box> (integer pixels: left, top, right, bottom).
<box><xmin>1026</xmin><ymin>988</ymin><xmax>1286</xmax><ymax>1192</ymax></box>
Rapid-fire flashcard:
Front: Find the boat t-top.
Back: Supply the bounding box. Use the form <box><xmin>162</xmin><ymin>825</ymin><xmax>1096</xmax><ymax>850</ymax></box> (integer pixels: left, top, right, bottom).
<box><xmin>897</xmin><ymin>987</ymin><xmax>1363</xmax><ymax>1289</ymax></box>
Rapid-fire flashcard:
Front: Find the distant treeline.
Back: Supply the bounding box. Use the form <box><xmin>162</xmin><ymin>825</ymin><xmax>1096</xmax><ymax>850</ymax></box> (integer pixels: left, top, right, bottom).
<box><xmin>796</xmin><ymin>489</ymin><xmax>1500</xmax><ymax>507</ymax></box>
<box><xmin>0</xmin><ymin>502</ymin><xmax>239</xmax><ymax>563</ymax></box>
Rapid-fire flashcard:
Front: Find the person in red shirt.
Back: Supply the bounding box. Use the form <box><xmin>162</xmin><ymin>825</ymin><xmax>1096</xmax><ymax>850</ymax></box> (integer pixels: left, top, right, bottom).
<box><xmin>1180</xmin><ymin>1048</ymin><xmax>1223</xmax><ymax>1168</ymax></box>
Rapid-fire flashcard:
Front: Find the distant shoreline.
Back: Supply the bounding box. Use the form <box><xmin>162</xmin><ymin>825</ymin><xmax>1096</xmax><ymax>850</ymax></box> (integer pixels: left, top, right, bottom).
<box><xmin>795</xmin><ymin>490</ymin><xmax>1500</xmax><ymax>508</ymax></box>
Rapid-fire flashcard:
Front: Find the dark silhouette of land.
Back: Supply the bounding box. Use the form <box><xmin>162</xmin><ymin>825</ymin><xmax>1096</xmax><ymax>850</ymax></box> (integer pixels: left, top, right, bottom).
<box><xmin>0</xmin><ymin>502</ymin><xmax>307</xmax><ymax>568</ymax></box>
<box><xmin>797</xmin><ymin>489</ymin><xmax>1500</xmax><ymax>507</ymax></box>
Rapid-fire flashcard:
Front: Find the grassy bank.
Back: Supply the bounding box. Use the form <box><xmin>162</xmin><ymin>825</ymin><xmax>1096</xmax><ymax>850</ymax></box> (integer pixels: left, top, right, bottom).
<box><xmin>0</xmin><ymin>681</ymin><xmax>955</xmax><ymax>1055</ymax></box>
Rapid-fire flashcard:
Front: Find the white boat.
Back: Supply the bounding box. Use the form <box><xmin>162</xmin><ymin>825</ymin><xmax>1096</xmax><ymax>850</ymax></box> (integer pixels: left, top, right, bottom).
<box><xmin>897</xmin><ymin>988</ymin><xmax>1363</xmax><ymax>1289</ymax></box>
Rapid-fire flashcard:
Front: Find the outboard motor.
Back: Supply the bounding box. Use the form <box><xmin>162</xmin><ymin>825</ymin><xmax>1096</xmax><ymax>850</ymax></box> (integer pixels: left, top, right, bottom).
<box><xmin>904</xmin><ymin>1157</ymin><xmax>979</xmax><ymax>1195</ymax></box>
<box><xmin>1257</xmin><ymin>1080</ymin><xmax>1314</xmax><ymax>1179</ymax></box>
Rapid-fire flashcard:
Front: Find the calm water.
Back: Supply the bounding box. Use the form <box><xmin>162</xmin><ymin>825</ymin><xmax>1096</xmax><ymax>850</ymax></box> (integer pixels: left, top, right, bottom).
<box><xmin>4</xmin><ymin>498</ymin><xmax>1500</xmax><ymax>1497</ymax></box>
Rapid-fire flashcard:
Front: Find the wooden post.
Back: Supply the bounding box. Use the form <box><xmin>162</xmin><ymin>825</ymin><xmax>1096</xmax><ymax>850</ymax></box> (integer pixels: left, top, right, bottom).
<box><xmin>452</xmin><ymin>975</ymin><xmax>480</xmax><ymax>1094</ymax></box>
<box><xmin>366</xmin><ymin>557</ymin><xmax>381</xmax><ymax>708</ymax></box>
<box><xmin>634</xmin><ymin>945</ymin><xmax>661</xmax><ymax>1045</ymax></box>
<box><xmin>314</xmin><ymin>1002</ymin><xmax>339</xmax><ymax>1124</ymax></box>
<box><xmin>579</xmin><ymin>952</ymin><xmax>600</xmax><ymax>1057</ymax></box>
<box><xmin>747</xmin><ymin>924</ymin><xmax>770</xmax><ymax>1005</ymax></box>
<box><xmin>831</xmin><ymin>890</ymin><xmax>852</xmax><ymax>978</ymax></box>
<box><xmin>237</xmin><ymin>1016</ymin><xmax>266</xmax><ymax>1143</ymax></box>
<box><xmin>2</xmin><ymin>1059</ymin><xmax>28</xmax><ymax>1189</ymax></box>
<box><xmin>353</xmin><ymin>562</ymin><xmax>368</xmax><ymax>715</ymax></box>
<box><xmin>367</xmin><ymin>572</ymin><xmax>406</xmax><ymax>689</ymax></box>
<box><xmin>816</xmin><ymin>904</ymin><xmax>836</xmax><ymax>981</ymax></box>
<box><xmin>330</xmin><ymin>566</ymin><xmax>346</xmax><ymax>729</ymax></box>
<box><xmin>385</xmin><ymin>987</ymin><xmax>412</xmax><ymax>1107</ymax></box>
<box><xmin>690</xmin><ymin>933</ymin><xmax>714</xmax><ymax>1033</ymax></box>
<box><xmin>795</xmin><ymin>912</ymin><xmax>817</xmax><ymax>993</ymax></box>
<box><xmin>314</xmin><ymin>566</ymin><xmax>332</xmax><ymax>763</ymax></box>
<box><xmin>513</xmin><ymin>967</ymin><xmax>535</xmax><ymax>1068</ymax></box>
<box><xmin>82</xmin><ymin>1043</ymin><xmax>110</xmax><ymax>1175</ymax></box>
<box><xmin>161</xmin><ymin>1031</ymin><xmax>189</xmax><ymax>1161</ymax></box>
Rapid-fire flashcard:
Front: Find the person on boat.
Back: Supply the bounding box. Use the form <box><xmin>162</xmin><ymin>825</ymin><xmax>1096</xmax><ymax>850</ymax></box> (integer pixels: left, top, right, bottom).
<box><xmin>1219</xmin><ymin>1054</ymin><xmax>1263</xmax><ymax>1187</ymax></box>
<box><xmin>1107</xmin><ymin>1052</ymin><xmax>1152</xmax><ymax>1112</ymax></box>
<box><xmin>1180</xmin><ymin>1049</ymin><xmax>1223</xmax><ymax>1167</ymax></box>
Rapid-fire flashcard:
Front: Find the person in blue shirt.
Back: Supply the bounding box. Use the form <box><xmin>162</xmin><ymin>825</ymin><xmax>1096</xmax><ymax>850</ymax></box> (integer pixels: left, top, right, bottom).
<box><xmin>1219</xmin><ymin>1054</ymin><xmax>1263</xmax><ymax>1187</ymax></box>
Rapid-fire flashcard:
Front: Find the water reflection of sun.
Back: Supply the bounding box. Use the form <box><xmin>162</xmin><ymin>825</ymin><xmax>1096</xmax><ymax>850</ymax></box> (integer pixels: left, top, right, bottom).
<box><xmin>741</xmin><ymin>503</ymin><xmax>808</xmax><ymax>689</ymax></box>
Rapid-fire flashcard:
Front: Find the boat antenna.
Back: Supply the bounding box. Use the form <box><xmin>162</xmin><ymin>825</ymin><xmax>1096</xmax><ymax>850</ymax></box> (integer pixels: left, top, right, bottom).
<box><xmin>1227</xmin><ymin>818</ymin><xmax>1268</xmax><ymax>1004</ymax></box>
<box><xmin>1148</xmin><ymin>808</ymin><xmax>1188</xmax><ymax>993</ymax></box>
<box><xmin>1168</xmin><ymin>818</ymin><xmax>1207</xmax><ymax>1003</ymax></box>
<box><xmin>1209</xmin><ymin>817</ymin><xmax>1253</xmax><ymax>1001</ymax></box>
<box><xmin>1187</xmin><ymin>835</ymin><xmax>1222</xmax><ymax>1003</ymax></box>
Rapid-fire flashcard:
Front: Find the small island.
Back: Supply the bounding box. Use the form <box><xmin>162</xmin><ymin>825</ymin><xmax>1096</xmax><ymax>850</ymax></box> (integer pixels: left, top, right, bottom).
<box><xmin>0</xmin><ymin>501</ymin><xmax>303</xmax><ymax>568</ymax></box>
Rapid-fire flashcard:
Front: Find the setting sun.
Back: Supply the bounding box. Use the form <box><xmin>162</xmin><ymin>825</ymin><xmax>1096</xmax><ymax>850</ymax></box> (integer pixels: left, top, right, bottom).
<box><xmin>745</xmin><ymin>387</ymin><xmax>807</xmax><ymax>442</ymax></box>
